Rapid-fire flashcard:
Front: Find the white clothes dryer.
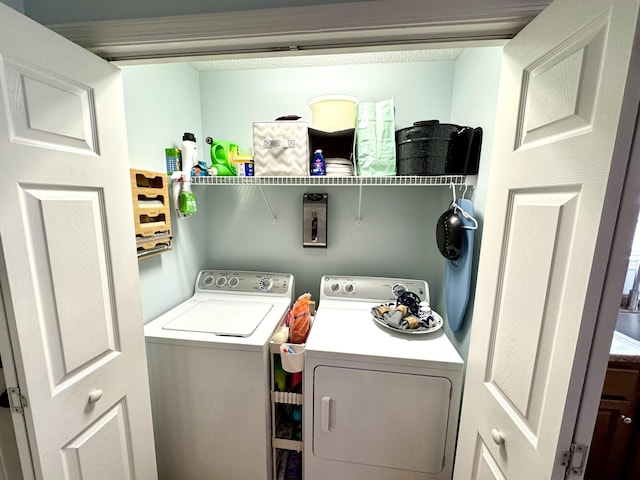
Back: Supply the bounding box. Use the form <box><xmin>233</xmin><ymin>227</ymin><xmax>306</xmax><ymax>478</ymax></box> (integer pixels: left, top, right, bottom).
<box><xmin>144</xmin><ymin>270</ymin><xmax>294</xmax><ymax>480</ymax></box>
<box><xmin>304</xmin><ymin>275</ymin><xmax>463</xmax><ymax>480</ymax></box>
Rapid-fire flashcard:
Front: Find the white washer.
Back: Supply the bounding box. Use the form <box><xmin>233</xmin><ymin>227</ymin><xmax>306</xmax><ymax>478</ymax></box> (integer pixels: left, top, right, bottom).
<box><xmin>304</xmin><ymin>275</ymin><xmax>463</xmax><ymax>480</ymax></box>
<box><xmin>144</xmin><ymin>270</ymin><xmax>294</xmax><ymax>480</ymax></box>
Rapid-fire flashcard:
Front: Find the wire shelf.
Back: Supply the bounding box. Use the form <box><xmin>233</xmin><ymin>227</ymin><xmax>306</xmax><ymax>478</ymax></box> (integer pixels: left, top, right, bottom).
<box><xmin>191</xmin><ymin>175</ymin><xmax>472</xmax><ymax>186</ymax></box>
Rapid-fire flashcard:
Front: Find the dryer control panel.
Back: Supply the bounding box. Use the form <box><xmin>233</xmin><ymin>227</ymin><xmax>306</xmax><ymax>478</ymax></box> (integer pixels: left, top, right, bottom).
<box><xmin>196</xmin><ymin>270</ymin><xmax>293</xmax><ymax>296</ymax></box>
<box><xmin>320</xmin><ymin>275</ymin><xmax>429</xmax><ymax>304</ymax></box>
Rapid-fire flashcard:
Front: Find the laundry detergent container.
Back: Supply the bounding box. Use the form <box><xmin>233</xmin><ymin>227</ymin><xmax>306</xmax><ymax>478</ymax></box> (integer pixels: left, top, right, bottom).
<box><xmin>309</xmin><ymin>95</ymin><xmax>357</xmax><ymax>132</ymax></box>
<box><xmin>395</xmin><ymin>120</ymin><xmax>482</xmax><ymax>175</ymax></box>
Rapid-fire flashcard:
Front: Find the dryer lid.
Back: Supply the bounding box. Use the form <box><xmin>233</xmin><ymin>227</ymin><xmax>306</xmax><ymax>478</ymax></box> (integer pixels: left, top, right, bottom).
<box><xmin>162</xmin><ymin>300</ymin><xmax>274</xmax><ymax>337</ymax></box>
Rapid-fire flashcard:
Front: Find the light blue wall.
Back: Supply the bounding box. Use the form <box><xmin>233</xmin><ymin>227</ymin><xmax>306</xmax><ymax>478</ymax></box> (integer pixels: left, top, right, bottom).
<box><xmin>204</xmin><ymin>184</ymin><xmax>451</xmax><ymax>303</ymax></box>
<box><xmin>446</xmin><ymin>46</ymin><xmax>503</xmax><ymax>358</ymax></box>
<box><xmin>199</xmin><ymin>61</ymin><xmax>456</xmax><ymax>304</ymax></box>
<box><xmin>199</xmin><ymin>61</ymin><xmax>455</xmax><ymax>149</ymax></box>
<box><xmin>121</xmin><ymin>62</ymin><xmax>209</xmax><ymax>322</ymax></box>
<box><xmin>0</xmin><ymin>0</ymin><xmax>24</xmax><ymax>13</ymax></box>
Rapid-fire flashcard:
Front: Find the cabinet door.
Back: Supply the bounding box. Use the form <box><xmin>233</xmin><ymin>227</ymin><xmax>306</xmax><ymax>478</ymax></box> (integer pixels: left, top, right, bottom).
<box><xmin>628</xmin><ymin>427</ymin><xmax>640</xmax><ymax>480</ymax></box>
<box><xmin>585</xmin><ymin>398</ymin><xmax>635</xmax><ymax>480</ymax></box>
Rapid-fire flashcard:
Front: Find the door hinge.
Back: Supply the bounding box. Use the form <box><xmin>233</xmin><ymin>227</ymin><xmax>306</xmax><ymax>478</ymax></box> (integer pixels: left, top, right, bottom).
<box><xmin>7</xmin><ymin>387</ymin><xmax>27</xmax><ymax>414</ymax></box>
<box><xmin>561</xmin><ymin>443</ymin><xmax>589</xmax><ymax>476</ymax></box>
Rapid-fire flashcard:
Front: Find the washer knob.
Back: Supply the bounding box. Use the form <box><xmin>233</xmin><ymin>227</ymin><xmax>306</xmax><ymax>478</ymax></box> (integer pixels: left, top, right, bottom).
<box><xmin>203</xmin><ymin>275</ymin><xmax>215</xmax><ymax>287</ymax></box>
<box><xmin>260</xmin><ymin>277</ymin><xmax>273</xmax><ymax>292</ymax></box>
<box><xmin>228</xmin><ymin>277</ymin><xmax>240</xmax><ymax>288</ymax></box>
<box><xmin>215</xmin><ymin>276</ymin><xmax>227</xmax><ymax>287</ymax></box>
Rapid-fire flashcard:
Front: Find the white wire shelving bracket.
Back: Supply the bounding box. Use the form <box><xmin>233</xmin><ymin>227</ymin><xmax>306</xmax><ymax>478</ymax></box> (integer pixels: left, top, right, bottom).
<box><xmin>191</xmin><ymin>175</ymin><xmax>475</xmax><ymax>224</ymax></box>
<box><xmin>258</xmin><ymin>185</ymin><xmax>277</xmax><ymax>224</ymax></box>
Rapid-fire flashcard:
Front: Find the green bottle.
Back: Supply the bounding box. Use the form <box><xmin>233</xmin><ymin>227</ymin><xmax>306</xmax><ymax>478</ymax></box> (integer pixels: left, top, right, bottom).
<box><xmin>274</xmin><ymin>357</ymin><xmax>286</xmax><ymax>392</ymax></box>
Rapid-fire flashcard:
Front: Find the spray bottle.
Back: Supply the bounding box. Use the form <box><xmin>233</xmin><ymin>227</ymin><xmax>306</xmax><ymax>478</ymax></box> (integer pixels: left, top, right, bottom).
<box><xmin>180</xmin><ymin>132</ymin><xmax>198</xmax><ymax>214</ymax></box>
<box><xmin>311</xmin><ymin>149</ymin><xmax>326</xmax><ymax>176</ymax></box>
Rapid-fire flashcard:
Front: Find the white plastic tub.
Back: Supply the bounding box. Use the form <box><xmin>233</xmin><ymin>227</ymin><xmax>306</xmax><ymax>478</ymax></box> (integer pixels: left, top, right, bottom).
<box><xmin>309</xmin><ymin>95</ymin><xmax>357</xmax><ymax>132</ymax></box>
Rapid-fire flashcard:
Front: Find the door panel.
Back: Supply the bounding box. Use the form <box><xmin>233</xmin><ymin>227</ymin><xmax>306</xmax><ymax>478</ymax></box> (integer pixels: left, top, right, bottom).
<box><xmin>517</xmin><ymin>15</ymin><xmax>607</xmax><ymax>147</ymax></box>
<box><xmin>454</xmin><ymin>0</ymin><xmax>640</xmax><ymax>479</ymax></box>
<box><xmin>22</xmin><ymin>187</ymin><xmax>118</xmax><ymax>385</ymax></box>
<box><xmin>62</xmin><ymin>401</ymin><xmax>133</xmax><ymax>480</ymax></box>
<box><xmin>3</xmin><ymin>56</ymin><xmax>98</xmax><ymax>154</ymax></box>
<box><xmin>472</xmin><ymin>440</ymin><xmax>506</xmax><ymax>480</ymax></box>
<box><xmin>489</xmin><ymin>189</ymin><xmax>579</xmax><ymax>433</ymax></box>
<box><xmin>0</xmin><ymin>4</ymin><xmax>157</xmax><ymax>479</ymax></box>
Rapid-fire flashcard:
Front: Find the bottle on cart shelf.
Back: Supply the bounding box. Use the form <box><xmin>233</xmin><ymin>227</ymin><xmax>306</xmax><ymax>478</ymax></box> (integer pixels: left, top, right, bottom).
<box><xmin>274</xmin><ymin>357</ymin><xmax>286</xmax><ymax>391</ymax></box>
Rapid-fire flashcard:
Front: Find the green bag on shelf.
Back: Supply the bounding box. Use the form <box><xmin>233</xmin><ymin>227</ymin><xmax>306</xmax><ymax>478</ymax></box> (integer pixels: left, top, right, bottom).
<box><xmin>356</xmin><ymin>99</ymin><xmax>397</xmax><ymax>176</ymax></box>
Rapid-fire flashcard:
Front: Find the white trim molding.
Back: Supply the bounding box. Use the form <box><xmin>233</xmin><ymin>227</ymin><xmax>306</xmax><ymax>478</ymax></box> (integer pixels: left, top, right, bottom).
<box><xmin>48</xmin><ymin>0</ymin><xmax>552</xmax><ymax>62</ymax></box>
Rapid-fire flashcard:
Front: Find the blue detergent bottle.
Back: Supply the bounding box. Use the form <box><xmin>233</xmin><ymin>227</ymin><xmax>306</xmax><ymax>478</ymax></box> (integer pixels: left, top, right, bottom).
<box><xmin>311</xmin><ymin>149</ymin><xmax>326</xmax><ymax>176</ymax></box>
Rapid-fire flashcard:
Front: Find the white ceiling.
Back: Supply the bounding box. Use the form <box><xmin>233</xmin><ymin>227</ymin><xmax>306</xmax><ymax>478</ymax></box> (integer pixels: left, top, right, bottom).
<box><xmin>190</xmin><ymin>48</ymin><xmax>464</xmax><ymax>71</ymax></box>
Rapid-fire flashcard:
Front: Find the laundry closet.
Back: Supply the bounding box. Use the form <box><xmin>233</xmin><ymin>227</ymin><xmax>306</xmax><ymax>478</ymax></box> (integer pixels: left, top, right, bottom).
<box><xmin>122</xmin><ymin>46</ymin><xmax>502</xmax><ymax>348</ymax></box>
<box><xmin>121</xmin><ymin>47</ymin><xmax>500</xmax><ymax>480</ymax></box>
<box><xmin>2</xmin><ymin>0</ymin><xmax>639</xmax><ymax>479</ymax></box>
<box><xmin>116</xmin><ymin>48</ymin><xmax>501</xmax><ymax>480</ymax></box>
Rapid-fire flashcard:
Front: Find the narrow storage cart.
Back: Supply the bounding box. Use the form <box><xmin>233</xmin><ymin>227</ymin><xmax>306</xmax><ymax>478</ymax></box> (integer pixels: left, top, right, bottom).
<box><xmin>269</xmin><ymin>302</ymin><xmax>314</xmax><ymax>480</ymax></box>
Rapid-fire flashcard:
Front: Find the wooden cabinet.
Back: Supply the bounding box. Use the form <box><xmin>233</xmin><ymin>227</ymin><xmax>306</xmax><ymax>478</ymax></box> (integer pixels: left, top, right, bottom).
<box><xmin>585</xmin><ymin>362</ymin><xmax>640</xmax><ymax>479</ymax></box>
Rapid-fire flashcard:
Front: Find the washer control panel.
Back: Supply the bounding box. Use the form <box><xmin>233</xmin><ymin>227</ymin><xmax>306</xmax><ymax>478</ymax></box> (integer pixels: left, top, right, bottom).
<box><xmin>321</xmin><ymin>275</ymin><xmax>429</xmax><ymax>304</ymax></box>
<box><xmin>196</xmin><ymin>270</ymin><xmax>293</xmax><ymax>296</ymax></box>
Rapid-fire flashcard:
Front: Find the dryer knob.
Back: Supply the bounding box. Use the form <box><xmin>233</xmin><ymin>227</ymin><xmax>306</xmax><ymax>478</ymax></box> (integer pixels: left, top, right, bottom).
<box><xmin>392</xmin><ymin>283</ymin><xmax>408</xmax><ymax>297</ymax></box>
<box><xmin>344</xmin><ymin>283</ymin><xmax>355</xmax><ymax>294</ymax></box>
<box><xmin>330</xmin><ymin>282</ymin><xmax>340</xmax><ymax>293</ymax></box>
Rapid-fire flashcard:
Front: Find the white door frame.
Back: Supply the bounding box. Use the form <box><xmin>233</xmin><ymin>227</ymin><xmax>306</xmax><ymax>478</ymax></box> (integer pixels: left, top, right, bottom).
<box><xmin>49</xmin><ymin>0</ymin><xmax>551</xmax><ymax>62</ymax></box>
<box><xmin>0</xmin><ymin>248</ymin><xmax>35</xmax><ymax>480</ymax></box>
<box><xmin>573</xmin><ymin>78</ymin><xmax>640</xmax><ymax>456</ymax></box>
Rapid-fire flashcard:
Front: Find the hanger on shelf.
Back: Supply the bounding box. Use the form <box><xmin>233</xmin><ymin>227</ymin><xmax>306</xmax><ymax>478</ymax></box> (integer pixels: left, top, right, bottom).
<box><xmin>449</xmin><ymin>183</ymin><xmax>478</xmax><ymax>230</ymax></box>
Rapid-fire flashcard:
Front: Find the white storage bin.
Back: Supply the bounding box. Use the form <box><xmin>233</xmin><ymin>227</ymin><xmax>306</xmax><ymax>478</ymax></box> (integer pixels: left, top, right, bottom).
<box><xmin>252</xmin><ymin>121</ymin><xmax>309</xmax><ymax>176</ymax></box>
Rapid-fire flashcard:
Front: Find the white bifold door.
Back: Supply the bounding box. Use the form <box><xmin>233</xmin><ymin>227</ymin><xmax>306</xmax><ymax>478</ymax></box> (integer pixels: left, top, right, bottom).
<box><xmin>0</xmin><ymin>4</ymin><xmax>157</xmax><ymax>479</ymax></box>
<box><xmin>454</xmin><ymin>0</ymin><xmax>640</xmax><ymax>479</ymax></box>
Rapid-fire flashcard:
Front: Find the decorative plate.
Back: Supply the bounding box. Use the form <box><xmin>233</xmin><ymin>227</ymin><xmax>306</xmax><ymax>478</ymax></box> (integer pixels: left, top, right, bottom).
<box><xmin>371</xmin><ymin>304</ymin><xmax>444</xmax><ymax>335</ymax></box>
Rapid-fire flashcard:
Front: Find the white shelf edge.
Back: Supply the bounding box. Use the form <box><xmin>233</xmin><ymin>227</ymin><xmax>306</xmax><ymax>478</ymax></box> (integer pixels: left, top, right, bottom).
<box><xmin>191</xmin><ymin>175</ymin><xmax>473</xmax><ymax>186</ymax></box>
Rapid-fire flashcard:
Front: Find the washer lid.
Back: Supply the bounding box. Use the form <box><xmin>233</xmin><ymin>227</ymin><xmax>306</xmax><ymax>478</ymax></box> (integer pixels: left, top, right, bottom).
<box><xmin>162</xmin><ymin>300</ymin><xmax>274</xmax><ymax>337</ymax></box>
